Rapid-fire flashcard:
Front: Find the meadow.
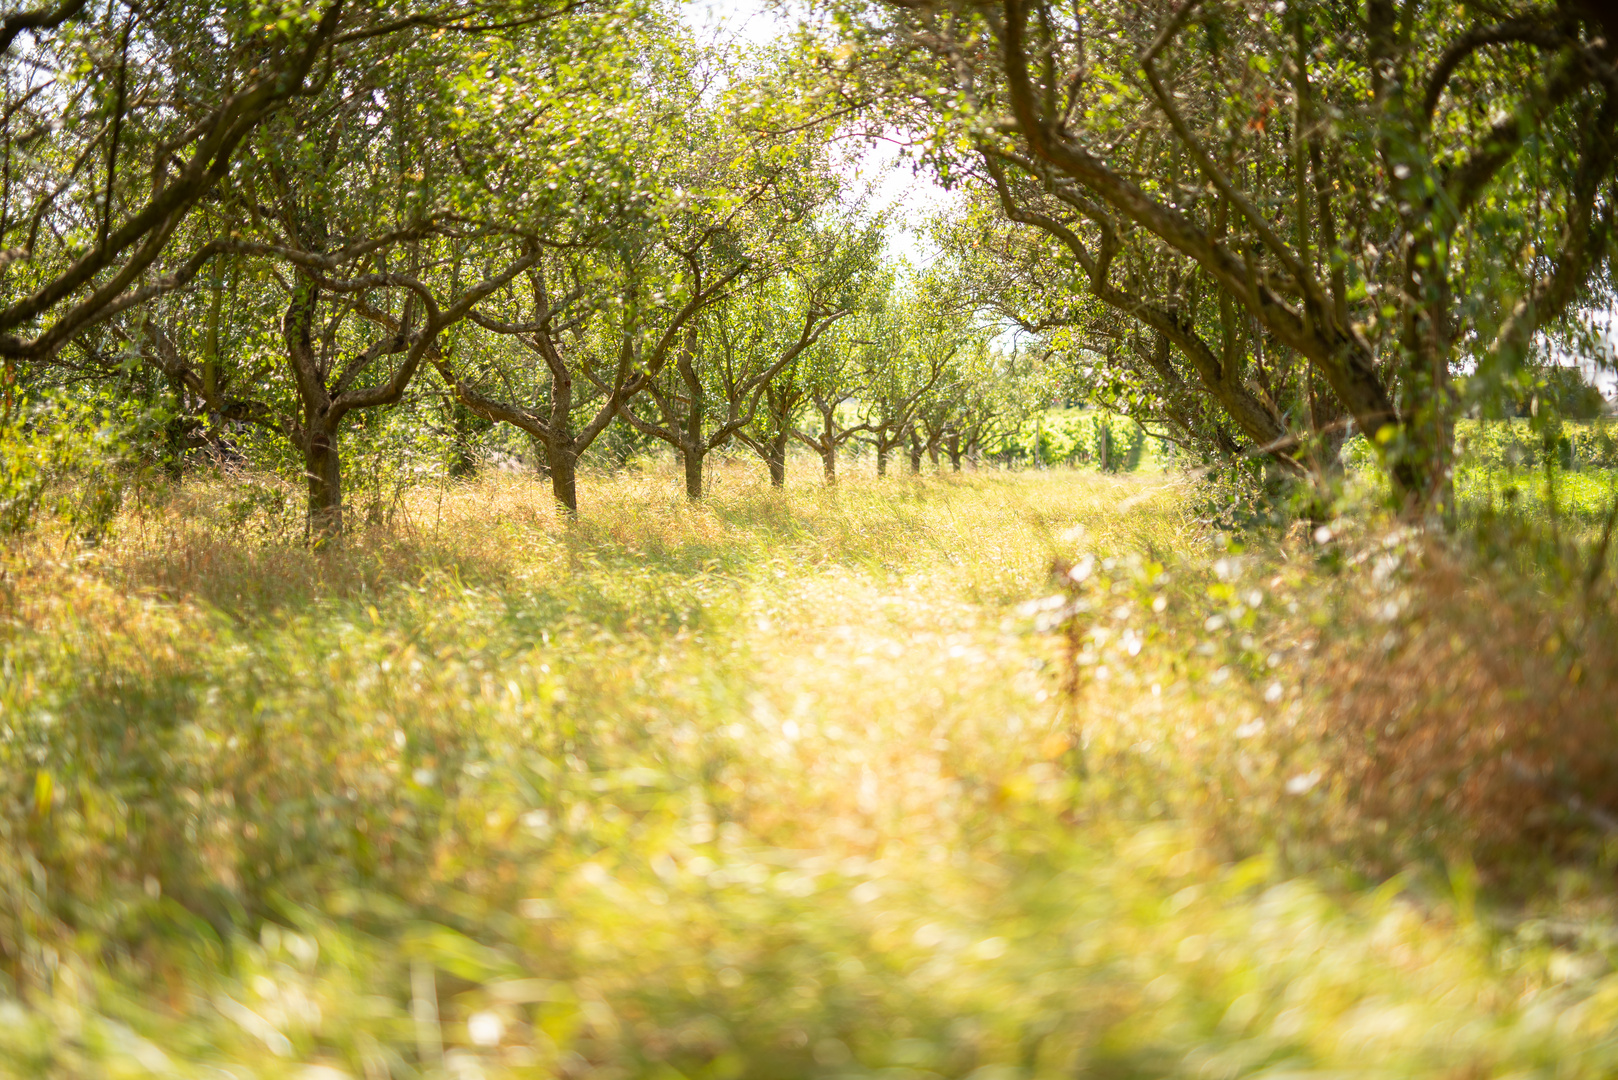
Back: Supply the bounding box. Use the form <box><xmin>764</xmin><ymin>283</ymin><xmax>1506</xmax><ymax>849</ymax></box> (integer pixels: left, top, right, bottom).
<box><xmin>2</xmin><ymin>460</ymin><xmax>1618</xmax><ymax>1078</ymax></box>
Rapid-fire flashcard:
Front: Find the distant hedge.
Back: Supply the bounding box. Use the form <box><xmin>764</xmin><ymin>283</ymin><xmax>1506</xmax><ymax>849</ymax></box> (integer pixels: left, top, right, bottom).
<box><xmin>995</xmin><ymin>410</ymin><xmax>1161</xmax><ymax>471</ymax></box>
<box><xmin>1344</xmin><ymin>419</ymin><xmax>1618</xmax><ymax>473</ymax></box>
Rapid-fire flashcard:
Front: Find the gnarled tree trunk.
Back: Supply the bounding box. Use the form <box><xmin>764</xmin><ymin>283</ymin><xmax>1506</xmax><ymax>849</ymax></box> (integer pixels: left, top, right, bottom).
<box><xmin>305</xmin><ymin>423</ymin><xmax>343</xmax><ymax>541</ymax></box>
<box><xmin>766</xmin><ymin>430</ymin><xmax>788</xmax><ymax>488</ymax></box>
<box><xmin>546</xmin><ymin>441</ymin><xmax>579</xmax><ymax>516</ymax></box>
<box><xmin>682</xmin><ymin>446</ymin><xmax>704</xmax><ymax>500</ymax></box>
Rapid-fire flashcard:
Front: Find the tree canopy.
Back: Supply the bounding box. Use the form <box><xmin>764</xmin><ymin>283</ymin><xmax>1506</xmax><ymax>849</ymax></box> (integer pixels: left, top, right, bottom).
<box><xmin>3</xmin><ymin>0</ymin><xmax>1614</xmax><ymax>530</ymax></box>
<box><xmin>806</xmin><ymin>0</ymin><xmax>1618</xmax><ymax>510</ymax></box>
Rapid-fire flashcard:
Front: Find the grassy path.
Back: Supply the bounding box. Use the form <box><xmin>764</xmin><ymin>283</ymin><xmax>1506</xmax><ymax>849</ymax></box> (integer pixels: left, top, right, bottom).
<box><xmin>1</xmin><ymin>468</ymin><xmax>1616</xmax><ymax>1077</ymax></box>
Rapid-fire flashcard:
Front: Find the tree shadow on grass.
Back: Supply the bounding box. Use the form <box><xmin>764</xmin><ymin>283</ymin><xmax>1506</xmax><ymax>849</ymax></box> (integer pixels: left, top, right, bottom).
<box><xmin>91</xmin><ymin>468</ymin><xmax>1032</xmax><ymax>624</ymax></box>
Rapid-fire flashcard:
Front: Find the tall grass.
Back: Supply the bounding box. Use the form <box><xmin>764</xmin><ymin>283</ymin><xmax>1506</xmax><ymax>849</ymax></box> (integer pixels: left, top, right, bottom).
<box><xmin>1</xmin><ymin>461</ymin><xmax>1617</xmax><ymax>1078</ymax></box>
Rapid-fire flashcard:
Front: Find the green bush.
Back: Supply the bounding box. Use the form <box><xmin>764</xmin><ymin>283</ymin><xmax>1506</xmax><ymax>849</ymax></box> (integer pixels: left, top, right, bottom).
<box><xmin>1087</xmin><ymin>412</ymin><xmax>1146</xmax><ymax>472</ymax></box>
<box><xmin>1000</xmin><ymin>409</ymin><xmax>1155</xmax><ymax>471</ymax></box>
<box><xmin>1342</xmin><ymin>420</ymin><xmax>1618</xmax><ymax>475</ymax></box>
<box><xmin>1454</xmin><ymin>418</ymin><xmax>1618</xmax><ymax>470</ymax></box>
<box><xmin>0</xmin><ymin>412</ymin><xmax>51</xmax><ymax>534</ymax></box>
<box><xmin>0</xmin><ymin>396</ymin><xmax>161</xmax><ymax>541</ymax></box>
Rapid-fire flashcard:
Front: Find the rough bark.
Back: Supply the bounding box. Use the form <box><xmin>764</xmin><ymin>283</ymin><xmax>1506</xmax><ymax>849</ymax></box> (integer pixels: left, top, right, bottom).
<box><xmin>682</xmin><ymin>446</ymin><xmax>705</xmax><ymax>500</ymax></box>
<box><xmin>546</xmin><ymin>442</ymin><xmax>579</xmax><ymax>516</ymax></box>
<box><xmin>766</xmin><ymin>429</ymin><xmax>788</xmax><ymax>487</ymax></box>
<box><xmin>304</xmin><ymin>423</ymin><xmax>342</xmax><ymax>541</ymax></box>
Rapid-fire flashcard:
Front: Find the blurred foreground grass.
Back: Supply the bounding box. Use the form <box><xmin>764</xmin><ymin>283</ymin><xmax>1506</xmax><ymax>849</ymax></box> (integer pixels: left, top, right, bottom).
<box><xmin>2</xmin><ymin>462</ymin><xmax>1617</xmax><ymax>1078</ymax></box>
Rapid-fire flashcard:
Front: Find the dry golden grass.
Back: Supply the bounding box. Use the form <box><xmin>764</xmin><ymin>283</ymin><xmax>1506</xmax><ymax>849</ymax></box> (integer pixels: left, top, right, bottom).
<box><xmin>2</xmin><ymin>461</ymin><xmax>1618</xmax><ymax>1078</ymax></box>
<box><xmin>1306</xmin><ymin>553</ymin><xmax>1618</xmax><ymax>874</ymax></box>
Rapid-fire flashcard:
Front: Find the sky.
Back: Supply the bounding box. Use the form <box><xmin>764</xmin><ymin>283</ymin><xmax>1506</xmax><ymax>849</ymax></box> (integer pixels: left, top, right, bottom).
<box><xmin>683</xmin><ymin>0</ymin><xmax>791</xmax><ymax>45</ymax></box>
<box><xmin>1553</xmin><ymin>312</ymin><xmax>1618</xmax><ymax>401</ymax></box>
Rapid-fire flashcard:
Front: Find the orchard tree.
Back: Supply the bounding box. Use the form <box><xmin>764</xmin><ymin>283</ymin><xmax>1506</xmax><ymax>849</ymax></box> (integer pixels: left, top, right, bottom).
<box><xmin>440</xmin><ymin>32</ymin><xmax>795</xmax><ymax>510</ymax></box>
<box><xmin>447</xmin><ymin>230</ymin><xmax>749</xmax><ymax>514</ymax></box>
<box><xmin>929</xmin><ymin>188</ymin><xmax>1267</xmax><ymax>466</ymax></box>
<box><xmin>860</xmin><ymin>286</ymin><xmax>958</xmax><ymax>475</ymax></box>
<box><xmin>733</xmin><ymin>253</ymin><xmax>889</xmax><ymax>484</ymax></box>
<box><xmin>818</xmin><ymin>0</ymin><xmax>1618</xmax><ymax>514</ymax></box>
<box><xmin>139</xmin><ymin>6</ymin><xmax>625</xmax><ymax>535</ymax></box>
<box><xmin>630</xmin><ymin>216</ymin><xmax>880</xmax><ymax>497</ymax></box>
<box><xmin>908</xmin><ymin>332</ymin><xmax>997</xmax><ymax>469</ymax></box>
<box><xmin>607</xmin><ymin>58</ymin><xmax>880</xmax><ymax>499</ymax></box>
<box><xmin>786</xmin><ymin>324</ymin><xmax>874</xmax><ymax>484</ymax></box>
<box><xmin>947</xmin><ymin>343</ymin><xmax>1026</xmax><ymax>468</ymax></box>
<box><xmin>0</xmin><ymin>0</ymin><xmax>565</xmax><ymax>407</ymax></box>
<box><xmin>46</xmin><ymin>251</ymin><xmax>277</xmax><ymax>470</ymax></box>
<box><xmin>734</xmin><ymin>303</ymin><xmax>815</xmax><ymax>487</ymax></box>
<box><xmin>0</xmin><ymin>0</ymin><xmax>338</xmax><ymax>382</ymax></box>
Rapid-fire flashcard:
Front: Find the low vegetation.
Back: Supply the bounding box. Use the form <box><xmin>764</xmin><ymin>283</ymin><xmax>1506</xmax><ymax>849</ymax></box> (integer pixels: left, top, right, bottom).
<box><xmin>2</xmin><ymin>461</ymin><xmax>1616</xmax><ymax>1078</ymax></box>
<box><xmin>6</xmin><ymin>0</ymin><xmax>1618</xmax><ymax>1071</ymax></box>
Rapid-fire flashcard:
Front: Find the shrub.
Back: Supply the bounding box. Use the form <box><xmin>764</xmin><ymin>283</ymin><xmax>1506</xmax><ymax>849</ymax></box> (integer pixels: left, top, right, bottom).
<box><xmin>0</xmin><ymin>396</ymin><xmax>155</xmax><ymax>540</ymax></box>
<box><xmin>1454</xmin><ymin>418</ymin><xmax>1618</xmax><ymax>470</ymax></box>
<box><xmin>1304</xmin><ymin>547</ymin><xmax>1618</xmax><ymax>876</ymax></box>
<box><xmin>1051</xmin><ymin>500</ymin><xmax>1618</xmax><ymax>883</ymax></box>
<box><xmin>1001</xmin><ymin>409</ymin><xmax>1155</xmax><ymax>470</ymax></box>
<box><xmin>1088</xmin><ymin>412</ymin><xmax>1146</xmax><ymax>472</ymax></box>
<box><xmin>0</xmin><ymin>412</ymin><xmax>50</xmax><ymax>534</ymax></box>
